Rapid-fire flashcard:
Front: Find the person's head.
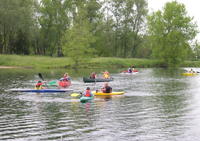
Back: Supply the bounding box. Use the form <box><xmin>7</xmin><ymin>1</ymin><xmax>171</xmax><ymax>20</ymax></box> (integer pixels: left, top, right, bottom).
<box><xmin>86</xmin><ymin>87</ymin><xmax>90</xmax><ymax>90</ymax></box>
<box><xmin>104</xmin><ymin>82</ymin><xmax>109</xmax><ymax>87</ymax></box>
<box><xmin>64</xmin><ymin>73</ymin><xmax>68</xmax><ymax>76</ymax></box>
<box><xmin>38</xmin><ymin>80</ymin><xmax>42</xmax><ymax>83</ymax></box>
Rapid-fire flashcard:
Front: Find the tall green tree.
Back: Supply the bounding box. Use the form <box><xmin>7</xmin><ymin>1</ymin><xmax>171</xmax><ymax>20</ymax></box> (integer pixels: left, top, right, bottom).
<box><xmin>147</xmin><ymin>1</ymin><xmax>198</xmax><ymax>67</ymax></box>
<box><xmin>0</xmin><ymin>0</ymin><xmax>37</xmax><ymax>54</ymax></box>
<box><xmin>62</xmin><ymin>4</ymin><xmax>96</xmax><ymax>66</ymax></box>
<box><xmin>39</xmin><ymin>0</ymin><xmax>71</xmax><ymax>56</ymax></box>
<box><xmin>104</xmin><ymin>0</ymin><xmax>148</xmax><ymax>57</ymax></box>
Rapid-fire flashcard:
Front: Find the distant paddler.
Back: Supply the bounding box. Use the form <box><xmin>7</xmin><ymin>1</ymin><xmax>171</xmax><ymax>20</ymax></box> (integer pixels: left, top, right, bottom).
<box><xmin>90</xmin><ymin>72</ymin><xmax>97</xmax><ymax>79</ymax></box>
<box><xmin>102</xmin><ymin>70</ymin><xmax>110</xmax><ymax>79</ymax></box>
<box><xmin>35</xmin><ymin>81</ymin><xmax>45</xmax><ymax>90</ymax></box>
<box><xmin>59</xmin><ymin>73</ymin><xmax>71</xmax><ymax>88</ymax></box>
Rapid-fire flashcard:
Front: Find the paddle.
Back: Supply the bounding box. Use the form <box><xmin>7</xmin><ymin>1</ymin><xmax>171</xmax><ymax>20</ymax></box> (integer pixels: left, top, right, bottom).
<box><xmin>38</xmin><ymin>73</ymin><xmax>44</xmax><ymax>81</ymax></box>
<box><xmin>71</xmin><ymin>93</ymin><xmax>81</xmax><ymax>97</ymax></box>
<box><xmin>38</xmin><ymin>73</ymin><xmax>48</xmax><ymax>88</ymax></box>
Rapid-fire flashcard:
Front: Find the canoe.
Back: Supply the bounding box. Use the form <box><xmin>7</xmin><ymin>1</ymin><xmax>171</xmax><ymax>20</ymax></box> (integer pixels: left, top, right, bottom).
<box><xmin>83</xmin><ymin>77</ymin><xmax>113</xmax><ymax>83</ymax></box>
<box><xmin>93</xmin><ymin>91</ymin><xmax>124</xmax><ymax>96</ymax></box>
<box><xmin>58</xmin><ymin>81</ymin><xmax>71</xmax><ymax>88</ymax></box>
<box><xmin>182</xmin><ymin>73</ymin><xmax>198</xmax><ymax>76</ymax></box>
<box><xmin>80</xmin><ymin>96</ymin><xmax>93</xmax><ymax>102</ymax></box>
<box><xmin>8</xmin><ymin>88</ymin><xmax>73</xmax><ymax>93</ymax></box>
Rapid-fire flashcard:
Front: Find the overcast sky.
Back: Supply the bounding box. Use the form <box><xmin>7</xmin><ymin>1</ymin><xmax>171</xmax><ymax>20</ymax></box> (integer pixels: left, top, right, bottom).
<box><xmin>148</xmin><ymin>0</ymin><xmax>200</xmax><ymax>40</ymax></box>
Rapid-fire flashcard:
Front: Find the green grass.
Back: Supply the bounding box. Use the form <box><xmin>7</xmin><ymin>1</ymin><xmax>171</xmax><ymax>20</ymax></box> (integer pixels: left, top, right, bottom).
<box><xmin>0</xmin><ymin>55</ymin><xmax>72</xmax><ymax>68</ymax></box>
<box><xmin>2</xmin><ymin>54</ymin><xmax>196</xmax><ymax>69</ymax></box>
<box><xmin>182</xmin><ymin>60</ymin><xmax>200</xmax><ymax>67</ymax></box>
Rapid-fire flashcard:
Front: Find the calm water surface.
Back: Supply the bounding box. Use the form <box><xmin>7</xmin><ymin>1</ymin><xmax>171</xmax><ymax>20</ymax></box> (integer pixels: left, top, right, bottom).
<box><xmin>1</xmin><ymin>68</ymin><xmax>200</xmax><ymax>141</ymax></box>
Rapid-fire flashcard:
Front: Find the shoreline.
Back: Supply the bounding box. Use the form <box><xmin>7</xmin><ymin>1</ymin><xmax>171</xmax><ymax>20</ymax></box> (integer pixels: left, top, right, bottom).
<box><xmin>0</xmin><ymin>55</ymin><xmax>200</xmax><ymax>69</ymax></box>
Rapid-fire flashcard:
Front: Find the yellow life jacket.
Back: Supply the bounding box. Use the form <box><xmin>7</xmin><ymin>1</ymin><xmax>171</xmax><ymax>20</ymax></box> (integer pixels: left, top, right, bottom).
<box><xmin>104</xmin><ymin>74</ymin><xmax>110</xmax><ymax>79</ymax></box>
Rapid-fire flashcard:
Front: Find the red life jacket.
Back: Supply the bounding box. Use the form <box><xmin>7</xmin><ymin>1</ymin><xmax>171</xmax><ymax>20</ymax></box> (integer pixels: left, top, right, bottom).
<box><xmin>85</xmin><ymin>90</ymin><xmax>91</xmax><ymax>97</ymax></box>
<box><xmin>36</xmin><ymin>82</ymin><xmax>43</xmax><ymax>87</ymax></box>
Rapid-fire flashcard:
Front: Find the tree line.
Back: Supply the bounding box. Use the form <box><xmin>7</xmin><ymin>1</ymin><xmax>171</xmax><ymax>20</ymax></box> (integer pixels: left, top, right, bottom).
<box><xmin>0</xmin><ymin>0</ymin><xmax>199</xmax><ymax>66</ymax></box>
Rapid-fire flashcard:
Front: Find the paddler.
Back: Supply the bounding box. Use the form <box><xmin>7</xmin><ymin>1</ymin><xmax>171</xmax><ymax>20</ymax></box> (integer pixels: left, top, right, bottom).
<box><xmin>101</xmin><ymin>82</ymin><xmax>112</xmax><ymax>93</ymax></box>
<box><xmin>90</xmin><ymin>72</ymin><xmax>97</xmax><ymax>79</ymax></box>
<box><xmin>128</xmin><ymin>67</ymin><xmax>132</xmax><ymax>73</ymax></box>
<box><xmin>83</xmin><ymin>87</ymin><xmax>93</xmax><ymax>97</ymax></box>
<box><xmin>189</xmin><ymin>69</ymin><xmax>195</xmax><ymax>73</ymax></box>
<box><xmin>60</xmin><ymin>73</ymin><xmax>71</xmax><ymax>81</ymax></box>
<box><xmin>35</xmin><ymin>81</ymin><xmax>44</xmax><ymax>89</ymax></box>
<box><xmin>103</xmin><ymin>70</ymin><xmax>110</xmax><ymax>79</ymax></box>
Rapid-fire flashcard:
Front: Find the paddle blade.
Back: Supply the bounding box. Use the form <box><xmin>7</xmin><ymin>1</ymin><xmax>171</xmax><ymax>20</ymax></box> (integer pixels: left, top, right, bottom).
<box><xmin>38</xmin><ymin>73</ymin><xmax>44</xmax><ymax>81</ymax></box>
<box><xmin>71</xmin><ymin>93</ymin><xmax>81</xmax><ymax>97</ymax></box>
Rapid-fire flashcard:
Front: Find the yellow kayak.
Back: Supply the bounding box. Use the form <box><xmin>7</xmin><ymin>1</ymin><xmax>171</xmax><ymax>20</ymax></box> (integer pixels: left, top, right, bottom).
<box><xmin>93</xmin><ymin>91</ymin><xmax>125</xmax><ymax>96</ymax></box>
<box><xmin>182</xmin><ymin>73</ymin><xmax>198</xmax><ymax>76</ymax></box>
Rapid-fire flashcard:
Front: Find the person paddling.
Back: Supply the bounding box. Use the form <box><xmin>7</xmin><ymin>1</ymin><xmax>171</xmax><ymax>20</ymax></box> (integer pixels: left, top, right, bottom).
<box><xmin>128</xmin><ymin>67</ymin><xmax>132</xmax><ymax>73</ymax></box>
<box><xmin>90</xmin><ymin>72</ymin><xmax>97</xmax><ymax>79</ymax></box>
<box><xmin>188</xmin><ymin>69</ymin><xmax>195</xmax><ymax>73</ymax></box>
<box><xmin>60</xmin><ymin>73</ymin><xmax>71</xmax><ymax>81</ymax></box>
<box><xmin>83</xmin><ymin>87</ymin><xmax>93</xmax><ymax>97</ymax></box>
<box><xmin>35</xmin><ymin>81</ymin><xmax>44</xmax><ymax>90</ymax></box>
<box><xmin>59</xmin><ymin>73</ymin><xmax>71</xmax><ymax>88</ymax></box>
<box><xmin>101</xmin><ymin>82</ymin><xmax>112</xmax><ymax>93</ymax></box>
<box><xmin>103</xmin><ymin>70</ymin><xmax>110</xmax><ymax>79</ymax></box>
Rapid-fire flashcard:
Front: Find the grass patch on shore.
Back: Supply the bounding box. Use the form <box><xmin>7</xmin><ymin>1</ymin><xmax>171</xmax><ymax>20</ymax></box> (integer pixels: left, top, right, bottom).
<box><xmin>0</xmin><ymin>54</ymin><xmax>189</xmax><ymax>69</ymax></box>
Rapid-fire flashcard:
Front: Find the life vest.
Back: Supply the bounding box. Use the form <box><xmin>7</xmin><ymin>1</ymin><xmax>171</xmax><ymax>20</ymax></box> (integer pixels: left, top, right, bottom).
<box><xmin>85</xmin><ymin>90</ymin><xmax>91</xmax><ymax>97</ymax></box>
<box><xmin>104</xmin><ymin>73</ymin><xmax>110</xmax><ymax>79</ymax></box>
<box><xmin>35</xmin><ymin>82</ymin><xmax>43</xmax><ymax>89</ymax></box>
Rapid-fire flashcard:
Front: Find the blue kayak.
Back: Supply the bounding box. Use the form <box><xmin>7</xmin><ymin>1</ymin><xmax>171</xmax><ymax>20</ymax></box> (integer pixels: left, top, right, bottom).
<box><xmin>8</xmin><ymin>89</ymin><xmax>73</xmax><ymax>93</ymax></box>
<box><xmin>80</xmin><ymin>96</ymin><xmax>93</xmax><ymax>102</ymax></box>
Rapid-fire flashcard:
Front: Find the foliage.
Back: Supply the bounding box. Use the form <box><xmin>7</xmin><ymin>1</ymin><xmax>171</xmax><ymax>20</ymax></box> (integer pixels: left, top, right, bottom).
<box><xmin>0</xmin><ymin>0</ymin><xmax>199</xmax><ymax>64</ymax></box>
<box><xmin>0</xmin><ymin>0</ymin><xmax>37</xmax><ymax>54</ymax></box>
<box><xmin>39</xmin><ymin>0</ymin><xmax>71</xmax><ymax>56</ymax></box>
<box><xmin>62</xmin><ymin>4</ymin><xmax>96</xmax><ymax>66</ymax></box>
<box><xmin>193</xmin><ymin>41</ymin><xmax>200</xmax><ymax>60</ymax></box>
<box><xmin>147</xmin><ymin>1</ymin><xmax>198</xmax><ymax>67</ymax></box>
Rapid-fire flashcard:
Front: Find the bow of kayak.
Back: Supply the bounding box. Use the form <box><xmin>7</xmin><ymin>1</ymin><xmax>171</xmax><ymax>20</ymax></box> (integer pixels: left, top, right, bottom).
<box><xmin>80</xmin><ymin>96</ymin><xmax>93</xmax><ymax>102</ymax></box>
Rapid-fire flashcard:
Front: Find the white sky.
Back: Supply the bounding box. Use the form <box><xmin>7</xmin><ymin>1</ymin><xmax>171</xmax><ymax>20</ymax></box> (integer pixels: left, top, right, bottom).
<box><xmin>148</xmin><ymin>0</ymin><xmax>200</xmax><ymax>40</ymax></box>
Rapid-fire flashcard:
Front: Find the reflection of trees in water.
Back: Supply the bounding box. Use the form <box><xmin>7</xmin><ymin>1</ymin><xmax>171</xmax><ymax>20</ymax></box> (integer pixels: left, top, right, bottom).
<box><xmin>149</xmin><ymin>68</ymin><xmax>191</xmax><ymax>139</ymax></box>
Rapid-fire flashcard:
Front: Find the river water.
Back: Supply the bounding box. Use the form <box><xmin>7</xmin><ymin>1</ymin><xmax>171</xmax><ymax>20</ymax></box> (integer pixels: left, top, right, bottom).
<box><xmin>1</xmin><ymin>68</ymin><xmax>200</xmax><ymax>141</ymax></box>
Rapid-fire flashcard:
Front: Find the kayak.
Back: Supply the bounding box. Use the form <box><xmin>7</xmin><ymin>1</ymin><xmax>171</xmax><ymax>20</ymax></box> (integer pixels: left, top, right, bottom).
<box><xmin>8</xmin><ymin>88</ymin><xmax>73</xmax><ymax>93</ymax></box>
<box><xmin>121</xmin><ymin>72</ymin><xmax>138</xmax><ymax>75</ymax></box>
<box><xmin>80</xmin><ymin>96</ymin><xmax>93</xmax><ymax>102</ymax></box>
<box><xmin>121</xmin><ymin>70</ymin><xmax>138</xmax><ymax>73</ymax></box>
<box><xmin>93</xmin><ymin>91</ymin><xmax>124</xmax><ymax>96</ymax></box>
<box><xmin>182</xmin><ymin>73</ymin><xmax>198</xmax><ymax>76</ymax></box>
<box><xmin>58</xmin><ymin>81</ymin><xmax>71</xmax><ymax>88</ymax></box>
<box><xmin>83</xmin><ymin>77</ymin><xmax>113</xmax><ymax>83</ymax></box>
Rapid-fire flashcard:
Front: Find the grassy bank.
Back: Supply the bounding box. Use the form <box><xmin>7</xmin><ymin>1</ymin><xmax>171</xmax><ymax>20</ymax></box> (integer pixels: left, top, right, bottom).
<box><xmin>0</xmin><ymin>54</ymin><xmax>196</xmax><ymax>69</ymax></box>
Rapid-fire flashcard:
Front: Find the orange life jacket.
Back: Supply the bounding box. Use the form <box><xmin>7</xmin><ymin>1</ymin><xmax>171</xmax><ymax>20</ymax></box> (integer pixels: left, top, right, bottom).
<box><xmin>85</xmin><ymin>90</ymin><xmax>91</xmax><ymax>97</ymax></box>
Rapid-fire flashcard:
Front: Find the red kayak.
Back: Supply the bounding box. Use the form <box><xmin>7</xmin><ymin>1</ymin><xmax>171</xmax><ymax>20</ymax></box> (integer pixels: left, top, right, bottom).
<box><xmin>121</xmin><ymin>69</ymin><xmax>138</xmax><ymax>73</ymax></box>
<box><xmin>58</xmin><ymin>81</ymin><xmax>71</xmax><ymax>88</ymax></box>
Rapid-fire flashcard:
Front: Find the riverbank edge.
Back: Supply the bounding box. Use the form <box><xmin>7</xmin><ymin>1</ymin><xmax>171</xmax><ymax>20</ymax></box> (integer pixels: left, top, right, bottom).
<box><xmin>0</xmin><ymin>55</ymin><xmax>199</xmax><ymax>69</ymax></box>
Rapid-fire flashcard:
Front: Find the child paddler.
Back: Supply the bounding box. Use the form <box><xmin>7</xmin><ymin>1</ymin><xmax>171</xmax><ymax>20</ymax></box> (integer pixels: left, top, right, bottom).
<box><xmin>35</xmin><ymin>81</ymin><xmax>44</xmax><ymax>89</ymax></box>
